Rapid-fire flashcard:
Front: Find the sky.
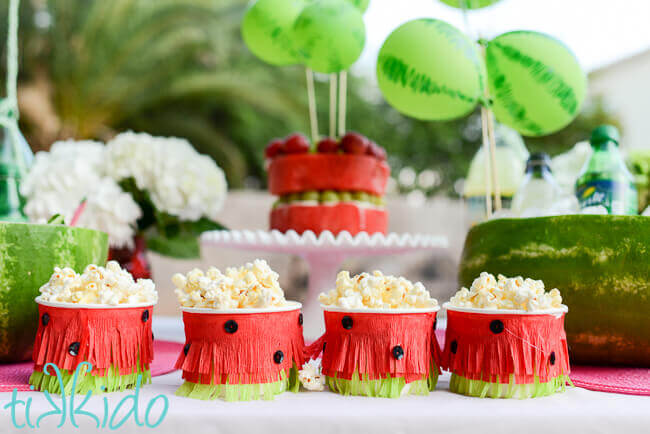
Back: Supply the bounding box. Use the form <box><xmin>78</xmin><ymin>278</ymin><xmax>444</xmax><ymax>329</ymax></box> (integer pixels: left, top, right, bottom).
<box><xmin>354</xmin><ymin>0</ymin><xmax>650</xmax><ymax>77</ymax></box>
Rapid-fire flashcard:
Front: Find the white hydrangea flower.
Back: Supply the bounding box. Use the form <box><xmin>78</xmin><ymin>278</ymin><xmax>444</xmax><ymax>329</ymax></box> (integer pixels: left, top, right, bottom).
<box><xmin>105</xmin><ymin>131</ymin><xmax>228</xmax><ymax>221</ymax></box>
<box><xmin>20</xmin><ymin>140</ymin><xmax>142</xmax><ymax>249</ymax></box>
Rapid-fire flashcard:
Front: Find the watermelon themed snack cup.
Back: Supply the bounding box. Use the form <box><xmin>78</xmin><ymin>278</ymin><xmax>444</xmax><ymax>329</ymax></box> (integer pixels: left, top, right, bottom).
<box><xmin>172</xmin><ymin>260</ymin><xmax>305</xmax><ymax>401</ymax></box>
<box><xmin>30</xmin><ymin>261</ymin><xmax>157</xmax><ymax>394</ymax></box>
<box><xmin>306</xmin><ymin>271</ymin><xmax>442</xmax><ymax>398</ymax></box>
<box><xmin>442</xmin><ymin>272</ymin><xmax>570</xmax><ymax>399</ymax></box>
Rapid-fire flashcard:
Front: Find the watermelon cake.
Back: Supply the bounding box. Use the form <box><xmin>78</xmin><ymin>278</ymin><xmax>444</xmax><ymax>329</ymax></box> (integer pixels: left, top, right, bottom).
<box><xmin>308</xmin><ymin>270</ymin><xmax>441</xmax><ymax>398</ymax></box>
<box><xmin>29</xmin><ymin>261</ymin><xmax>158</xmax><ymax>394</ymax></box>
<box><xmin>0</xmin><ymin>222</ymin><xmax>108</xmax><ymax>363</ymax></box>
<box><xmin>442</xmin><ymin>272</ymin><xmax>570</xmax><ymax>399</ymax></box>
<box><xmin>172</xmin><ymin>260</ymin><xmax>304</xmax><ymax>401</ymax></box>
<box><xmin>265</xmin><ymin>132</ymin><xmax>390</xmax><ymax>236</ymax></box>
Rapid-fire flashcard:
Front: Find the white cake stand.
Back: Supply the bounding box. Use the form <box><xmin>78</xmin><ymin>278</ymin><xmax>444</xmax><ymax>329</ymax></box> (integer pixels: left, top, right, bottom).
<box><xmin>200</xmin><ymin>230</ymin><xmax>448</xmax><ymax>338</ymax></box>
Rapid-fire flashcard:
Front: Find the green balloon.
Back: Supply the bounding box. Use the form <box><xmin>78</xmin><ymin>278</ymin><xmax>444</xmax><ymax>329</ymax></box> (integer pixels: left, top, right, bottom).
<box><xmin>241</xmin><ymin>0</ymin><xmax>307</xmax><ymax>66</ymax></box>
<box><xmin>376</xmin><ymin>19</ymin><xmax>483</xmax><ymax>121</ymax></box>
<box><xmin>293</xmin><ymin>0</ymin><xmax>366</xmax><ymax>73</ymax></box>
<box><xmin>347</xmin><ymin>0</ymin><xmax>370</xmax><ymax>12</ymax></box>
<box><xmin>440</xmin><ymin>0</ymin><xmax>501</xmax><ymax>9</ymax></box>
<box><xmin>486</xmin><ymin>31</ymin><xmax>587</xmax><ymax>137</ymax></box>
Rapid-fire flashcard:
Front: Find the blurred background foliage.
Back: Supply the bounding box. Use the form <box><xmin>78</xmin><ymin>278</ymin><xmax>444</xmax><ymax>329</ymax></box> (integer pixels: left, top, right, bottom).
<box><xmin>0</xmin><ymin>0</ymin><xmax>618</xmax><ymax>194</ymax></box>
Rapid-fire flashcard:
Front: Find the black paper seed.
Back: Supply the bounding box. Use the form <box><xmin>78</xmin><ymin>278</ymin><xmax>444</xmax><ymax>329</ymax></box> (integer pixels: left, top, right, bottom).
<box><xmin>68</xmin><ymin>342</ymin><xmax>80</xmax><ymax>357</ymax></box>
<box><xmin>322</xmin><ymin>342</ymin><xmax>327</xmax><ymax>352</ymax></box>
<box><xmin>152</xmin><ymin>332</ymin><xmax>155</xmax><ymax>341</ymax></box>
<box><xmin>341</xmin><ymin>316</ymin><xmax>353</xmax><ymax>330</ymax></box>
<box><xmin>550</xmin><ymin>351</ymin><xmax>556</xmax><ymax>366</ymax></box>
<box><xmin>184</xmin><ymin>343</ymin><xmax>190</xmax><ymax>356</ymax></box>
<box><xmin>41</xmin><ymin>313</ymin><xmax>50</xmax><ymax>326</ymax></box>
<box><xmin>433</xmin><ymin>317</ymin><xmax>437</xmax><ymax>330</ymax></box>
<box><xmin>273</xmin><ymin>350</ymin><xmax>284</xmax><ymax>364</ymax></box>
<box><xmin>392</xmin><ymin>345</ymin><xmax>404</xmax><ymax>360</ymax></box>
<box><xmin>224</xmin><ymin>320</ymin><xmax>238</xmax><ymax>334</ymax></box>
<box><xmin>450</xmin><ymin>340</ymin><xmax>458</xmax><ymax>354</ymax></box>
<box><xmin>489</xmin><ymin>320</ymin><xmax>504</xmax><ymax>334</ymax></box>
<box><xmin>141</xmin><ymin>309</ymin><xmax>149</xmax><ymax>323</ymax></box>
<box><xmin>298</xmin><ymin>313</ymin><xmax>303</xmax><ymax>326</ymax></box>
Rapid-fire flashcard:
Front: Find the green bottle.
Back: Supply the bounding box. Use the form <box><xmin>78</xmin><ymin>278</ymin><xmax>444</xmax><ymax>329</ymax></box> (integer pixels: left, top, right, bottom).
<box><xmin>0</xmin><ymin>162</ymin><xmax>27</xmax><ymax>222</ymax></box>
<box><xmin>575</xmin><ymin>125</ymin><xmax>638</xmax><ymax>215</ymax></box>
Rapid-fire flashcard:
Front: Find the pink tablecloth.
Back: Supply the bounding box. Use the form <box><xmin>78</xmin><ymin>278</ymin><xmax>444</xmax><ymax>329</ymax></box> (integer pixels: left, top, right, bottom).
<box><xmin>0</xmin><ymin>340</ymin><xmax>182</xmax><ymax>392</ymax></box>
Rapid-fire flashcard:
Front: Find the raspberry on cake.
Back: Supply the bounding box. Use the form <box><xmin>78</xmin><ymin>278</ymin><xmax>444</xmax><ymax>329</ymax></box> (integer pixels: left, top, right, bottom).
<box><xmin>265</xmin><ymin>132</ymin><xmax>390</xmax><ymax>236</ymax></box>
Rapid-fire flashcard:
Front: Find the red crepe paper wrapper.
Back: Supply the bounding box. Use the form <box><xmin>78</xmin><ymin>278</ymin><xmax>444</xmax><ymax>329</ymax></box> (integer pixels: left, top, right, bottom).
<box><xmin>174</xmin><ymin>303</ymin><xmax>305</xmax><ymax>401</ymax></box>
<box><xmin>305</xmin><ymin>307</ymin><xmax>441</xmax><ymax>398</ymax></box>
<box><xmin>442</xmin><ymin>304</ymin><xmax>571</xmax><ymax>399</ymax></box>
<box><xmin>270</xmin><ymin>204</ymin><xmax>387</xmax><ymax>235</ymax></box>
<box><xmin>29</xmin><ymin>300</ymin><xmax>154</xmax><ymax>394</ymax></box>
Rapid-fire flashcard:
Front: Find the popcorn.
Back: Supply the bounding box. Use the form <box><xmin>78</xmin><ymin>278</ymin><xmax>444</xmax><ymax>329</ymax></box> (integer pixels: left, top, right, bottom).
<box><xmin>449</xmin><ymin>272</ymin><xmax>563</xmax><ymax>312</ymax></box>
<box><xmin>298</xmin><ymin>359</ymin><xmax>325</xmax><ymax>391</ymax></box>
<box><xmin>318</xmin><ymin>270</ymin><xmax>438</xmax><ymax>310</ymax></box>
<box><xmin>38</xmin><ymin>261</ymin><xmax>158</xmax><ymax>305</ymax></box>
<box><xmin>172</xmin><ymin>259</ymin><xmax>288</xmax><ymax>309</ymax></box>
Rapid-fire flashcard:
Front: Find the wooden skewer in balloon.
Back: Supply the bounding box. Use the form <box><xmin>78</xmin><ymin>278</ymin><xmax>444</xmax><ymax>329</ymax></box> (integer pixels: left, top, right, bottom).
<box><xmin>305</xmin><ymin>67</ymin><xmax>319</xmax><ymax>144</ymax></box>
<box><xmin>329</xmin><ymin>73</ymin><xmax>337</xmax><ymax>138</ymax></box>
<box><xmin>486</xmin><ymin>105</ymin><xmax>502</xmax><ymax>210</ymax></box>
<box><xmin>480</xmin><ymin>105</ymin><xmax>493</xmax><ymax>218</ymax></box>
<box><xmin>338</xmin><ymin>71</ymin><xmax>347</xmax><ymax>137</ymax></box>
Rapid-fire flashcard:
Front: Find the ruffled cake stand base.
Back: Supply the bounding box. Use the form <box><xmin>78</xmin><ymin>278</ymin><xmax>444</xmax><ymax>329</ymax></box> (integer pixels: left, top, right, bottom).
<box><xmin>200</xmin><ymin>230</ymin><xmax>448</xmax><ymax>339</ymax></box>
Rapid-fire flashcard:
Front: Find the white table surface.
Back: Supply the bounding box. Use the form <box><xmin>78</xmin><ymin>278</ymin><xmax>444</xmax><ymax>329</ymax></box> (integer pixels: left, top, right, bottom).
<box><xmin>0</xmin><ymin>317</ymin><xmax>647</xmax><ymax>434</ymax></box>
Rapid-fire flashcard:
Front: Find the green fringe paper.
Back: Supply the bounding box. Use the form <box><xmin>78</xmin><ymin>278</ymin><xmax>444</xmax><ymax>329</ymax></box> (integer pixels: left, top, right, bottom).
<box><xmin>325</xmin><ymin>363</ymin><xmax>439</xmax><ymax>399</ymax></box>
<box><xmin>175</xmin><ymin>365</ymin><xmax>299</xmax><ymax>402</ymax></box>
<box><xmin>449</xmin><ymin>373</ymin><xmax>572</xmax><ymax>399</ymax></box>
<box><xmin>29</xmin><ymin>364</ymin><xmax>151</xmax><ymax>395</ymax></box>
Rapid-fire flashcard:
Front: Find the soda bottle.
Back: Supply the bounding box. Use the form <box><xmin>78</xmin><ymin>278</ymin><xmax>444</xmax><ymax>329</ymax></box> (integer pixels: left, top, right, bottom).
<box><xmin>511</xmin><ymin>152</ymin><xmax>561</xmax><ymax>215</ymax></box>
<box><xmin>575</xmin><ymin>125</ymin><xmax>638</xmax><ymax>215</ymax></box>
<box><xmin>0</xmin><ymin>162</ymin><xmax>27</xmax><ymax>222</ymax></box>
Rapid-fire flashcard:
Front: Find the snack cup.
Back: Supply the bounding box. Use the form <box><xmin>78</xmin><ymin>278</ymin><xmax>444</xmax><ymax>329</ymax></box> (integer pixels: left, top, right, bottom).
<box><xmin>174</xmin><ymin>302</ymin><xmax>304</xmax><ymax>401</ymax></box>
<box><xmin>442</xmin><ymin>303</ymin><xmax>571</xmax><ymax>399</ymax></box>
<box><xmin>29</xmin><ymin>299</ymin><xmax>155</xmax><ymax>394</ymax></box>
<box><xmin>305</xmin><ymin>305</ymin><xmax>441</xmax><ymax>398</ymax></box>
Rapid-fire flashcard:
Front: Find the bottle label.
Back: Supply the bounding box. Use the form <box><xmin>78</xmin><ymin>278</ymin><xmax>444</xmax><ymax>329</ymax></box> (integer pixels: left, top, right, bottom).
<box><xmin>576</xmin><ymin>179</ymin><xmax>637</xmax><ymax>215</ymax></box>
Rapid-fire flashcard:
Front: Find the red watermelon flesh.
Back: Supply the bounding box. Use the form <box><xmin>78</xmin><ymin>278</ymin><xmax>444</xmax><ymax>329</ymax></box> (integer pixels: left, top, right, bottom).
<box><xmin>268</xmin><ymin>154</ymin><xmax>390</xmax><ymax>196</ymax></box>
<box><xmin>270</xmin><ymin>203</ymin><xmax>387</xmax><ymax>235</ymax></box>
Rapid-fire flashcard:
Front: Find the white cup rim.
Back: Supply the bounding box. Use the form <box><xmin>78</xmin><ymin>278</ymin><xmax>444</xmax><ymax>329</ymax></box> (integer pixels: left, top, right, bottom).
<box><xmin>35</xmin><ymin>297</ymin><xmax>157</xmax><ymax>309</ymax></box>
<box><xmin>443</xmin><ymin>302</ymin><xmax>568</xmax><ymax>316</ymax></box>
<box><xmin>320</xmin><ymin>304</ymin><xmax>440</xmax><ymax>314</ymax></box>
<box><xmin>180</xmin><ymin>300</ymin><xmax>302</xmax><ymax>314</ymax></box>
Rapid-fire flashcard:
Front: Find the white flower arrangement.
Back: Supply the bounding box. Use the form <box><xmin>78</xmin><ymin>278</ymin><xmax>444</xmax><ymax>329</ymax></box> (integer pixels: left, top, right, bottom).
<box><xmin>105</xmin><ymin>132</ymin><xmax>227</xmax><ymax>221</ymax></box>
<box><xmin>21</xmin><ymin>140</ymin><xmax>141</xmax><ymax>248</ymax></box>
<box><xmin>21</xmin><ymin>132</ymin><xmax>228</xmax><ymax>254</ymax></box>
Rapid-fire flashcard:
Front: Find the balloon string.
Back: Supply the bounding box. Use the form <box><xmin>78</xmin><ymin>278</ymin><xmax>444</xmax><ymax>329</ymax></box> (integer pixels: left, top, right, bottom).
<box><xmin>337</xmin><ymin>71</ymin><xmax>347</xmax><ymax>137</ymax></box>
<box><xmin>503</xmin><ymin>327</ymin><xmax>550</xmax><ymax>357</ymax></box>
<box><xmin>329</xmin><ymin>73</ymin><xmax>337</xmax><ymax>138</ymax></box>
<box><xmin>305</xmin><ymin>67</ymin><xmax>319</xmax><ymax>144</ymax></box>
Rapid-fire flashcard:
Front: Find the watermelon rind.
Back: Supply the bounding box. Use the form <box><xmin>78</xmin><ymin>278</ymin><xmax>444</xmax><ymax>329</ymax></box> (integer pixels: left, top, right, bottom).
<box><xmin>0</xmin><ymin>222</ymin><xmax>108</xmax><ymax>362</ymax></box>
<box><xmin>459</xmin><ymin>215</ymin><xmax>650</xmax><ymax>366</ymax></box>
